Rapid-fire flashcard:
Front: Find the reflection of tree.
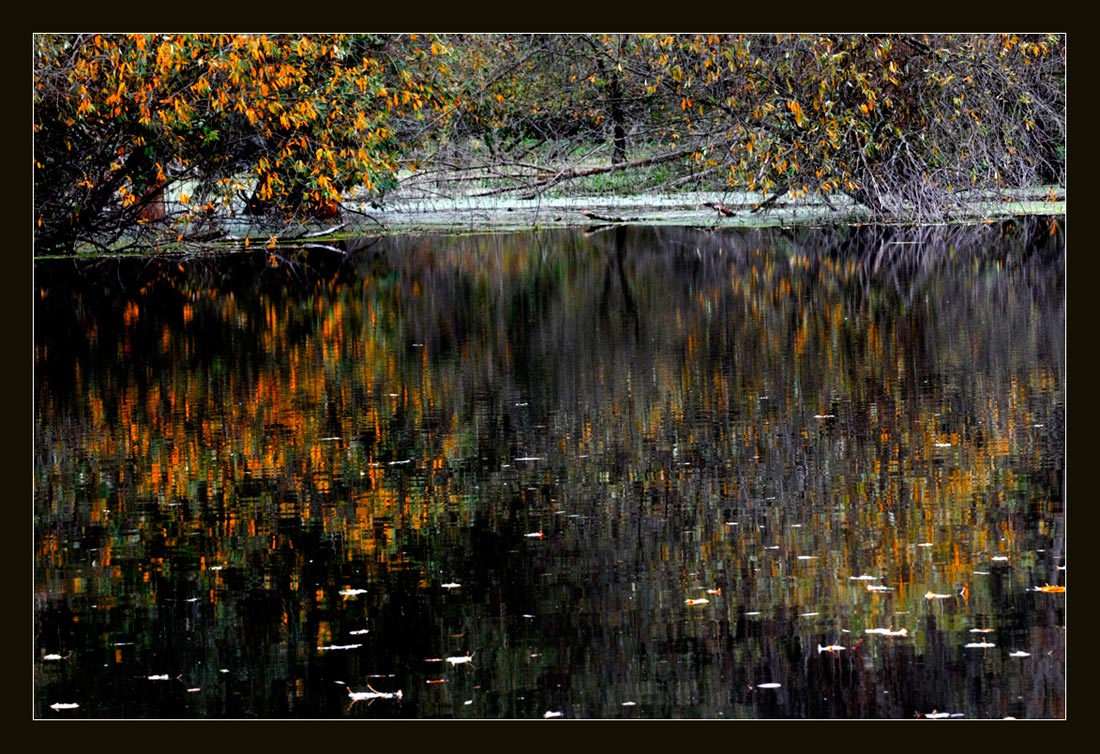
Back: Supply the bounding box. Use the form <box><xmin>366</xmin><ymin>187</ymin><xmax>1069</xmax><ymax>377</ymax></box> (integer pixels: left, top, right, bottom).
<box><xmin>597</xmin><ymin>226</ymin><xmax>639</xmax><ymax>341</ymax></box>
<box><xmin>35</xmin><ymin>220</ymin><xmax>1064</xmax><ymax>716</ymax></box>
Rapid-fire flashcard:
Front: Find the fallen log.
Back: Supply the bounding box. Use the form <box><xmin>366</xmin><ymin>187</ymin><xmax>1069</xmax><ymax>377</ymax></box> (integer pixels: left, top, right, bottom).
<box><xmin>581</xmin><ymin>210</ymin><xmax>639</xmax><ymax>223</ymax></box>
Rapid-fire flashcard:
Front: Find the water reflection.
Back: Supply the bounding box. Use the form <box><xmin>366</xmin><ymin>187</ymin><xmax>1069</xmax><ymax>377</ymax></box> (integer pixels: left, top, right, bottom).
<box><xmin>34</xmin><ymin>220</ymin><xmax>1065</xmax><ymax>718</ymax></box>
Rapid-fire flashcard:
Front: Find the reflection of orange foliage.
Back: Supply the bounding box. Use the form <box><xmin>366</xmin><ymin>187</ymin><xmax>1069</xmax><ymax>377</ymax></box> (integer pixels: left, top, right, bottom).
<box><xmin>36</xmin><ymin>232</ymin><xmax>1064</xmax><ymax>615</ymax></box>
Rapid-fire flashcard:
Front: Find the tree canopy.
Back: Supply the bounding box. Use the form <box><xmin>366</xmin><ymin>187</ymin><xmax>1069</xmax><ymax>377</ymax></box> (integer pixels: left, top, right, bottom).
<box><xmin>34</xmin><ymin>33</ymin><xmax>1065</xmax><ymax>255</ymax></box>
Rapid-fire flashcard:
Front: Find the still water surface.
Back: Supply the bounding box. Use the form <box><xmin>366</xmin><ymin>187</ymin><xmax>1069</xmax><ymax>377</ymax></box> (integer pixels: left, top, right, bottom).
<box><xmin>34</xmin><ymin>221</ymin><xmax>1065</xmax><ymax>718</ymax></box>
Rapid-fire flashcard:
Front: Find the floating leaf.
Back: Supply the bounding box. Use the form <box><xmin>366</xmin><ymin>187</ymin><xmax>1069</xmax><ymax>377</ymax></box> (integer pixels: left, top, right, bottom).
<box><xmin>347</xmin><ymin>685</ymin><xmax>403</xmax><ymax>703</ymax></box>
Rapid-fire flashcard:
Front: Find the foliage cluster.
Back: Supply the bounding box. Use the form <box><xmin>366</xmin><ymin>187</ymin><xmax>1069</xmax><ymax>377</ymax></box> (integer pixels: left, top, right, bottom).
<box><xmin>34</xmin><ymin>33</ymin><xmax>450</xmax><ymax>254</ymax></box>
<box><xmin>34</xmin><ymin>33</ymin><xmax>1065</xmax><ymax>255</ymax></box>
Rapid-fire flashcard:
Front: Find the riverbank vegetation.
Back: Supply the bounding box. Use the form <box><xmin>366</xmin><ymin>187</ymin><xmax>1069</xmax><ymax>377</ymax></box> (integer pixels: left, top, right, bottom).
<box><xmin>33</xmin><ymin>33</ymin><xmax>1065</xmax><ymax>256</ymax></box>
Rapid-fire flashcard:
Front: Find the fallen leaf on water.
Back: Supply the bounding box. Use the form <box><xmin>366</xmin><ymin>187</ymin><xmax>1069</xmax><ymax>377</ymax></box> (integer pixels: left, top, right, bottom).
<box><xmin>685</xmin><ymin>598</ymin><xmax>709</xmax><ymax>606</ymax></box>
<box><xmin>965</xmin><ymin>641</ymin><xmax>995</xmax><ymax>649</ymax></box>
<box><xmin>525</xmin><ymin>531</ymin><xmax>544</xmax><ymax>539</ymax></box>
<box><xmin>817</xmin><ymin>644</ymin><xmax>845</xmax><ymax>653</ymax></box>
<box><xmin>49</xmin><ymin>702</ymin><xmax>79</xmax><ymax>711</ymax></box>
<box><xmin>1033</xmin><ymin>584</ymin><xmax>1065</xmax><ymax>593</ymax></box>
<box><xmin>924</xmin><ymin>591</ymin><xmax>952</xmax><ymax>600</ymax></box>
<box><xmin>1009</xmin><ymin>651</ymin><xmax>1031</xmax><ymax>658</ymax></box>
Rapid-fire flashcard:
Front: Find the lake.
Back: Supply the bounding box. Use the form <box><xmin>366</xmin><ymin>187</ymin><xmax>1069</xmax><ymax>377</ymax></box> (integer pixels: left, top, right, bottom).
<box><xmin>34</xmin><ymin>219</ymin><xmax>1065</xmax><ymax>718</ymax></box>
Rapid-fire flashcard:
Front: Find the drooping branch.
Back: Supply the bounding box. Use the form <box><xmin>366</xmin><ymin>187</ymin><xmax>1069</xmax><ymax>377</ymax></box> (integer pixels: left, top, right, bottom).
<box><xmin>472</xmin><ymin>147</ymin><xmax>699</xmax><ymax>198</ymax></box>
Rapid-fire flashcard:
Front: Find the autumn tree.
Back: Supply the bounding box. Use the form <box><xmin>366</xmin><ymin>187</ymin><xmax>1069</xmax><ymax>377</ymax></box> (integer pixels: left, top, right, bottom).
<box><xmin>33</xmin><ymin>33</ymin><xmax>453</xmax><ymax>255</ymax></box>
<box><xmin>415</xmin><ymin>34</ymin><xmax>1064</xmax><ymax>218</ymax></box>
<box><xmin>640</xmin><ymin>33</ymin><xmax>1066</xmax><ymax>216</ymax></box>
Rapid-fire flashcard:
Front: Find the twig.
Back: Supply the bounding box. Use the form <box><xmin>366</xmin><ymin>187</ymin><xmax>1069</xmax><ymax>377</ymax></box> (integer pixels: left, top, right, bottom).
<box><xmin>302</xmin><ymin>223</ymin><xmax>348</xmax><ymax>238</ymax></box>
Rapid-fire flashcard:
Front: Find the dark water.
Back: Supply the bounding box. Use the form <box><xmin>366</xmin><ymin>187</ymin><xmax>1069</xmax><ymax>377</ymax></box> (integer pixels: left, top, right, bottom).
<box><xmin>34</xmin><ymin>221</ymin><xmax>1065</xmax><ymax>719</ymax></box>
